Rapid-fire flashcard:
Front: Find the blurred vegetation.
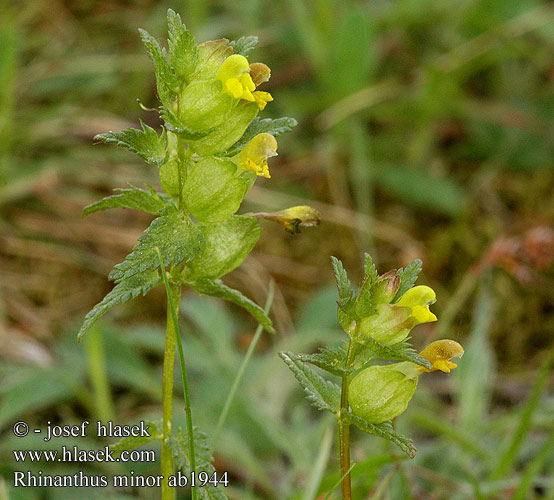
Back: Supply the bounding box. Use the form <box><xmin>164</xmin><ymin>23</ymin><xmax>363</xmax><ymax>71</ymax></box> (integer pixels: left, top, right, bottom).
<box><xmin>0</xmin><ymin>0</ymin><xmax>553</xmax><ymax>499</ymax></box>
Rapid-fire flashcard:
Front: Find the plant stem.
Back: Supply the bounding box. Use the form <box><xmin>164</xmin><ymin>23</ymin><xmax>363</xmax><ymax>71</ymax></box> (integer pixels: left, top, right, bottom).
<box><xmin>161</xmin><ymin>281</ymin><xmax>180</xmax><ymax>500</ymax></box>
<box><xmin>213</xmin><ymin>281</ymin><xmax>275</xmax><ymax>447</ymax></box>
<box><xmin>85</xmin><ymin>326</ymin><xmax>114</xmax><ymax>423</ymax></box>
<box><xmin>339</xmin><ymin>340</ymin><xmax>357</xmax><ymax>500</ymax></box>
<box><xmin>157</xmin><ymin>248</ymin><xmax>198</xmax><ymax>500</ymax></box>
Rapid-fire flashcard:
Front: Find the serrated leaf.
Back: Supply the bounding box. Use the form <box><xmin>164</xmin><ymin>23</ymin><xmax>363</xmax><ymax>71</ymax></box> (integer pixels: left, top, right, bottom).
<box><xmin>349</xmin><ymin>414</ymin><xmax>417</xmax><ymax>458</ymax></box>
<box><xmin>222</xmin><ymin>116</ymin><xmax>298</xmax><ymax>157</ymax></box>
<box><xmin>362</xmin><ymin>339</ymin><xmax>431</xmax><ymax>370</ymax></box>
<box><xmin>187</xmin><ymin>216</ymin><xmax>261</xmax><ymax>279</ymax></box>
<box><xmin>289</xmin><ymin>345</ymin><xmax>349</xmax><ymax>376</ymax></box>
<box><xmin>170</xmin><ymin>427</ymin><xmax>229</xmax><ymax>500</ymax></box>
<box><xmin>83</xmin><ymin>186</ymin><xmax>169</xmax><ymax>217</ymax></box>
<box><xmin>78</xmin><ymin>271</ymin><xmax>161</xmax><ymax>340</ymax></box>
<box><xmin>160</xmin><ymin>106</ymin><xmax>215</xmax><ymax>139</ymax></box>
<box><xmin>331</xmin><ymin>256</ymin><xmax>354</xmax><ymax>304</ymax></box>
<box><xmin>279</xmin><ymin>352</ymin><xmax>340</xmax><ymax>414</ymax></box>
<box><xmin>355</xmin><ymin>253</ymin><xmax>379</xmax><ymax>318</ymax></box>
<box><xmin>392</xmin><ymin>259</ymin><xmax>423</xmax><ymax>303</ymax></box>
<box><xmin>138</xmin><ymin>28</ymin><xmax>179</xmax><ymax>106</ymax></box>
<box><xmin>187</xmin><ymin>278</ymin><xmax>274</xmax><ymax>334</ymax></box>
<box><xmin>110</xmin><ymin>420</ymin><xmax>161</xmax><ymax>455</ymax></box>
<box><xmin>94</xmin><ymin>122</ymin><xmax>167</xmax><ymax>166</ymax></box>
<box><xmin>230</xmin><ymin>36</ymin><xmax>258</xmax><ymax>57</ymax></box>
<box><xmin>166</xmin><ymin>9</ymin><xmax>198</xmax><ymax>81</ymax></box>
<box><xmin>109</xmin><ymin>209</ymin><xmax>205</xmax><ymax>283</ymax></box>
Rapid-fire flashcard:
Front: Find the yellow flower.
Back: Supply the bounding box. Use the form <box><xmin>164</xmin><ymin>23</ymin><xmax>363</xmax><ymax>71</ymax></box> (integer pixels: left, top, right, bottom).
<box><xmin>418</xmin><ymin>339</ymin><xmax>464</xmax><ymax>373</ymax></box>
<box><xmin>217</xmin><ymin>54</ymin><xmax>273</xmax><ymax>110</ymax></box>
<box><xmin>396</xmin><ymin>285</ymin><xmax>438</xmax><ymax>325</ymax></box>
<box><xmin>236</xmin><ymin>133</ymin><xmax>277</xmax><ymax>178</ymax></box>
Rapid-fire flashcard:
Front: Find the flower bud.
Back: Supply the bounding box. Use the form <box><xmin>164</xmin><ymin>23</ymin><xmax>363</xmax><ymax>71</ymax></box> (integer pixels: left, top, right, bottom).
<box><xmin>349</xmin><ymin>365</ymin><xmax>418</xmax><ymax>424</ymax></box>
<box><xmin>373</xmin><ymin>271</ymin><xmax>400</xmax><ymax>304</ymax></box>
<box><xmin>252</xmin><ymin>205</ymin><xmax>321</xmax><ymax>233</ymax></box>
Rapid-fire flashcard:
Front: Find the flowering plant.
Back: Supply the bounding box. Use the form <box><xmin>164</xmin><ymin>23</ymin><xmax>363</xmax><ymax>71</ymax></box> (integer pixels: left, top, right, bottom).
<box><xmin>78</xmin><ymin>10</ymin><xmax>318</xmax><ymax>500</ymax></box>
<box><xmin>281</xmin><ymin>255</ymin><xmax>463</xmax><ymax>499</ymax></box>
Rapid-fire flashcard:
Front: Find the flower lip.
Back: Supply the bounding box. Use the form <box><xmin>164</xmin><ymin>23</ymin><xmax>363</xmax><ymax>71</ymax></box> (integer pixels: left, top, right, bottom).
<box><xmin>419</xmin><ymin>339</ymin><xmax>464</xmax><ymax>373</ymax></box>
<box><xmin>396</xmin><ymin>285</ymin><xmax>437</xmax><ymax>325</ymax></box>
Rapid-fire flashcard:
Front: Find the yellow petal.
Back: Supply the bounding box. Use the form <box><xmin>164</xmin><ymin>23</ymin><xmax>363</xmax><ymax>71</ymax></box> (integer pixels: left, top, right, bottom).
<box><xmin>419</xmin><ymin>339</ymin><xmax>464</xmax><ymax>373</ymax></box>
<box><xmin>236</xmin><ymin>133</ymin><xmax>277</xmax><ymax>178</ymax></box>
<box><xmin>253</xmin><ymin>91</ymin><xmax>273</xmax><ymax>110</ymax></box>
<box><xmin>217</xmin><ymin>54</ymin><xmax>249</xmax><ymax>82</ymax></box>
<box><xmin>397</xmin><ymin>285</ymin><xmax>436</xmax><ymax>308</ymax></box>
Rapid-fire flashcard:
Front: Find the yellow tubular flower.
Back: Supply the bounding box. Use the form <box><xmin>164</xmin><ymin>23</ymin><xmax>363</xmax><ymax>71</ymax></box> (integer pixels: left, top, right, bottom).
<box><xmin>217</xmin><ymin>55</ymin><xmax>273</xmax><ymax>109</ymax></box>
<box><xmin>236</xmin><ymin>133</ymin><xmax>277</xmax><ymax>178</ymax></box>
<box><xmin>419</xmin><ymin>339</ymin><xmax>464</xmax><ymax>373</ymax></box>
<box><xmin>396</xmin><ymin>285</ymin><xmax>438</xmax><ymax>325</ymax></box>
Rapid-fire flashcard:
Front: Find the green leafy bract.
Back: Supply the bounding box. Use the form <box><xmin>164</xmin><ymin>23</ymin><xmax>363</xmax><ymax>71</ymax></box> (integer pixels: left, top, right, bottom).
<box><xmin>183</xmin><ymin>158</ymin><xmax>249</xmax><ymax>222</ymax></box>
<box><xmin>109</xmin><ymin>208</ymin><xmax>205</xmax><ymax>283</ymax></box>
<box><xmin>187</xmin><ymin>216</ymin><xmax>262</xmax><ymax>279</ymax></box>
<box><xmin>279</xmin><ymin>352</ymin><xmax>340</xmax><ymax>414</ymax></box>
<box><xmin>230</xmin><ymin>36</ymin><xmax>258</xmax><ymax>57</ymax></box>
<box><xmin>78</xmin><ymin>271</ymin><xmax>161</xmax><ymax>340</ymax></box>
<box><xmin>393</xmin><ymin>259</ymin><xmax>423</xmax><ymax>303</ymax></box>
<box><xmin>82</xmin><ymin>186</ymin><xmax>169</xmax><ymax>217</ymax></box>
<box><xmin>361</xmin><ymin>339</ymin><xmax>431</xmax><ymax>369</ymax></box>
<box><xmin>223</xmin><ymin>116</ymin><xmax>298</xmax><ymax>157</ymax></box>
<box><xmin>349</xmin><ymin>414</ymin><xmax>416</xmax><ymax>458</ymax></box>
<box><xmin>94</xmin><ymin>122</ymin><xmax>167</xmax><ymax>166</ymax></box>
<box><xmin>166</xmin><ymin>9</ymin><xmax>198</xmax><ymax>82</ymax></box>
<box><xmin>188</xmin><ymin>278</ymin><xmax>274</xmax><ymax>334</ymax></box>
<box><xmin>160</xmin><ymin>106</ymin><xmax>215</xmax><ymax>139</ymax></box>
<box><xmin>138</xmin><ymin>28</ymin><xmax>179</xmax><ymax>106</ymax></box>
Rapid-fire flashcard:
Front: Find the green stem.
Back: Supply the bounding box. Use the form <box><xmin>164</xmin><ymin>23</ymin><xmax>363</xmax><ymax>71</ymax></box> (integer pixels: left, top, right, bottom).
<box><xmin>339</xmin><ymin>340</ymin><xmax>357</xmax><ymax>500</ymax></box>
<box><xmin>85</xmin><ymin>326</ymin><xmax>115</xmax><ymax>423</ymax></box>
<box><xmin>157</xmin><ymin>248</ymin><xmax>197</xmax><ymax>500</ymax></box>
<box><xmin>213</xmin><ymin>281</ymin><xmax>275</xmax><ymax>447</ymax></box>
<box><xmin>161</xmin><ymin>281</ymin><xmax>179</xmax><ymax>500</ymax></box>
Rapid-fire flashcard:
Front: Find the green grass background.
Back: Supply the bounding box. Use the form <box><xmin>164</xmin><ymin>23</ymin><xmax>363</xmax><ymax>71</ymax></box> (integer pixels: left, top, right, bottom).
<box><xmin>0</xmin><ymin>0</ymin><xmax>553</xmax><ymax>499</ymax></box>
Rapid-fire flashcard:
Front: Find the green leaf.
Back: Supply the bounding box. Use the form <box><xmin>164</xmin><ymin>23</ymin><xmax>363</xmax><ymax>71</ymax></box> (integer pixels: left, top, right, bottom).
<box><xmin>138</xmin><ymin>28</ymin><xmax>179</xmax><ymax>106</ymax></box>
<box><xmin>188</xmin><ymin>216</ymin><xmax>261</xmax><ymax>279</ymax></box>
<box><xmin>78</xmin><ymin>270</ymin><xmax>161</xmax><ymax>340</ymax></box>
<box><xmin>330</xmin><ymin>256</ymin><xmax>353</xmax><ymax>304</ymax></box>
<box><xmin>94</xmin><ymin>122</ymin><xmax>167</xmax><ymax>166</ymax></box>
<box><xmin>230</xmin><ymin>36</ymin><xmax>258</xmax><ymax>57</ymax></box>
<box><xmin>166</xmin><ymin>9</ymin><xmax>198</xmax><ymax>82</ymax></box>
<box><xmin>160</xmin><ymin>106</ymin><xmax>215</xmax><ymax>140</ymax></box>
<box><xmin>110</xmin><ymin>420</ymin><xmax>161</xmax><ymax>455</ymax></box>
<box><xmin>392</xmin><ymin>259</ymin><xmax>423</xmax><ymax>303</ymax></box>
<box><xmin>287</xmin><ymin>345</ymin><xmax>349</xmax><ymax>377</ymax></box>
<box><xmin>349</xmin><ymin>414</ymin><xmax>416</xmax><ymax>458</ymax></box>
<box><xmin>362</xmin><ymin>339</ymin><xmax>431</xmax><ymax>370</ymax></box>
<box><xmin>170</xmin><ymin>427</ymin><xmax>229</xmax><ymax>500</ymax></box>
<box><xmin>223</xmin><ymin>116</ymin><xmax>298</xmax><ymax>157</ymax></box>
<box><xmin>109</xmin><ymin>209</ymin><xmax>205</xmax><ymax>283</ymax></box>
<box><xmin>279</xmin><ymin>351</ymin><xmax>340</xmax><ymax>414</ymax></box>
<box><xmin>82</xmin><ymin>186</ymin><xmax>169</xmax><ymax>217</ymax></box>
<box><xmin>355</xmin><ymin>253</ymin><xmax>379</xmax><ymax>318</ymax></box>
<box><xmin>187</xmin><ymin>278</ymin><xmax>274</xmax><ymax>334</ymax></box>
<box><xmin>183</xmin><ymin>158</ymin><xmax>249</xmax><ymax>222</ymax></box>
